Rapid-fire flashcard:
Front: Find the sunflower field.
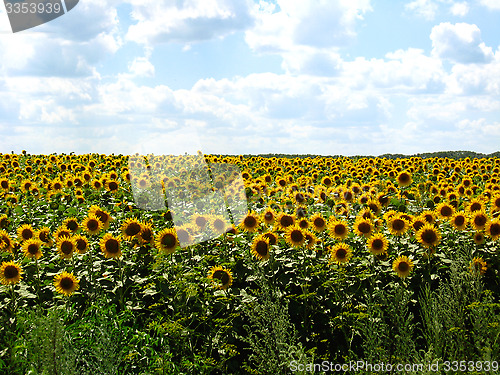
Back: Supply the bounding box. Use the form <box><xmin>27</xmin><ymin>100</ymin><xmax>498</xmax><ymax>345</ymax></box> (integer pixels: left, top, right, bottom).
<box><xmin>1</xmin><ymin>152</ymin><xmax>500</xmax><ymax>374</ymax></box>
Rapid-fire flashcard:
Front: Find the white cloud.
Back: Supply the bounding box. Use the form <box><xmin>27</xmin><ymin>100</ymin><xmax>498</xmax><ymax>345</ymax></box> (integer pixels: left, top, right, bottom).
<box><xmin>405</xmin><ymin>0</ymin><xmax>439</xmax><ymax>20</ymax></box>
<box><xmin>246</xmin><ymin>0</ymin><xmax>373</xmax><ymax>52</ymax></box>
<box><xmin>479</xmin><ymin>0</ymin><xmax>500</xmax><ymax>10</ymax></box>
<box><xmin>128</xmin><ymin>57</ymin><xmax>155</xmax><ymax>77</ymax></box>
<box><xmin>125</xmin><ymin>0</ymin><xmax>254</xmax><ymax>45</ymax></box>
<box><xmin>431</xmin><ymin>22</ymin><xmax>494</xmax><ymax>63</ymax></box>
<box><xmin>450</xmin><ymin>2</ymin><xmax>469</xmax><ymax>16</ymax></box>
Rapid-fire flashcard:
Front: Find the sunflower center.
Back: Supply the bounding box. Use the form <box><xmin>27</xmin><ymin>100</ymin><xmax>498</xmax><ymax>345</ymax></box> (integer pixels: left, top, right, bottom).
<box><xmin>440</xmin><ymin>206</ymin><xmax>452</xmax><ymax>217</ymax></box>
<box><xmin>280</xmin><ymin>215</ymin><xmax>293</xmax><ymax>227</ymax></box>
<box><xmin>109</xmin><ymin>181</ymin><xmax>118</xmax><ymax>190</ymax></box>
<box><xmin>61</xmin><ymin>241</ymin><xmax>73</xmax><ymax>255</ymax></box>
<box><xmin>314</xmin><ymin>218</ymin><xmax>325</xmax><ymax>228</ymax></box>
<box><xmin>105</xmin><ymin>239</ymin><xmax>119</xmax><ymax>253</ymax></box>
<box><xmin>244</xmin><ymin>216</ymin><xmax>257</xmax><ymax>228</ymax></box>
<box><xmin>454</xmin><ymin>216</ymin><xmax>465</xmax><ymax>226</ymax></box>
<box><xmin>470</xmin><ymin>203</ymin><xmax>481</xmax><ymax>212</ymax></box>
<box><xmin>60</xmin><ymin>277</ymin><xmax>74</xmax><ymax>290</ymax></box>
<box><xmin>176</xmin><ymin>229</ymin><xmax>190</xmax><ymax>244</ymax></box>
<box><xmin>22</xmin><ymin>229</ymin><xmax>33</xmax><ymax>240</ymax></box>
<box><xmin>392</xmin><ymin>219</ymin><xmax>405</xmax><ymax>231</ymax></box>
<box><xmin>125</xmin><ymin>222</ymin><xmax>141</xmax><ymax>236</ymax></box>
<box><xmin>490</xmin><ymin>223</ymin><xmax>500</xmax><ymax>236</ymax></box>
<box><xmin>474</xmin><ymin>216</ymin><xmax>487</xmax><ymax>227</ymax></box>
<box><xmin>141</xmin><ymin>229</ymin><xmax>153</xmax><ymax>242</ymax></box>
<box><xmin>398</xmin><ymin>262</ymin><xmax>409</xmax><ymax>272</ymax></box>
<box><xmin>76</xmin><ymin>239</ymin><xmax>86</xmax><ymax>251</ymax></box>
<box><xmin>195</xmin><ymin>216</ymin><xmax>207</xmax><ymax>228</ymax></box>
<box><xmin>214</xmin><ymin>219</ymin><xmax>225</xmax><ymax>231</ymax></box>
<box><xmin>67</xmin><ymin>221</ymin><xmax>78</xmax><ymax>231</ymax></box>
<box><xmin>1</xmin><ymin>181</ymin><xmax>8</xmax><ymax>189</ymax></box>
<box><xmin>87</xmin><ymin>219</ymin><xmax>99</xmax><ymax>231</ymax></box>
<box><xmin>256</xmin><ymin>241</ymin><xmax>269</xmax><ymax>256</ymax></box>
<box><xmin>28</xmin><ymin>244</ymin><xmax>39</xmax><ymax>255</ymax></box>
<box><xmin>295</xmin><ymin>193</ymin><xmax>305</xmax><ymax>203</ymax></box>
<box><xmin>264</xmin><ymin>212</ymin><xmax>273</xmax><ymax>221</ymax></box>
<box><xmin>161</xmin><ymin>233</ymin><xmax>176</xmax><ymax>248</ymax></box>
<box><xmin>334</xmin><ymin>224</ymin><xmax>346</xmax><ymax>235</ymax></box>
<box><xmin>290</xmin><ymin>230</ymin><xmax>303</xmax><ymax>243</ymax></box>
<box><xmin>372</xmin><ymin>239</ymin><xmax>383</xmax><ymax>250</ymax></box>
<box><xmin>4</xmin><ymin>265</ymin><xmax>19</xmax><ymax>279</ymax></box>
<box><xmin>398</xmin><ymin>173</ymin><xmax>410</xmax><ymax>183</ymax></box>
<box><xmin>421</xmin><ymin>229</ymin><xmax>437</xmax><ymax>244</ymax></box>
<box><xmin>358</xmin><ymin>222</ymin><xmax>371</xmax><ymax>234</ymax></box>
<box><xmin>336</xmin><ymin>248</ymin><xmax>347</xmax><ymax>260</ymax></box>
<box><xmin>95</xmin><ymin>211</ymin><xmax>109</xmax><ymax>223</ymax></box>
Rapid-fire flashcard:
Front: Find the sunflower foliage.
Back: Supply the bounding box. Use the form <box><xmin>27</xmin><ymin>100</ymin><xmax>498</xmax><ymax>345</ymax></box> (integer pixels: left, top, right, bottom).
<box><xmin>239</xmin><ymin>269</ymin><xmax>311</xmax><ymax>375</ymax></box>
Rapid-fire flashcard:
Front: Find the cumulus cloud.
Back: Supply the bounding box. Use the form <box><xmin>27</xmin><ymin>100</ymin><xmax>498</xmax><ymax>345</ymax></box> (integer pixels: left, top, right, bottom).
<box><xmin>450</xmin><ymin>2</ymin><xmax>469</xmax><ymax>16</ymax></box>
<box><xmin>405</xmin><ymin>0</ymin><xmax>439</xmax><ymax>20</ymax></box>
<box><xmin>245</xmin><ymin>0</ymin><xmax>373</xmax><ymax>52</ymax></box>
<box><xmin>431</xmin><ymin>22</ymin><xmax>494</xmax><ymax>63</ymax></box>
<box><xmin>125</xmin><ymin>0</ymin><xmax>254</xmax><ymax>45</ymax></box>
<box><xmin>479</xmin><ymin>0</ymin><xmax>500</xmax><ymax>10</ymax></box>
<box><xmin>128</xmin><ymin>56</ymin><xmax>155</xmax><ymax>77</ymax></box>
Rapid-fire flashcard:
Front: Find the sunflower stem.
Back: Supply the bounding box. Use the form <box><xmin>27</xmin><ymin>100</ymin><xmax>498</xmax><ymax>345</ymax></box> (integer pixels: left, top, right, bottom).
<box><xmin>35</xmin><ymin>256</ymin><xmax>42</xmax><ymax>307</ymax></box>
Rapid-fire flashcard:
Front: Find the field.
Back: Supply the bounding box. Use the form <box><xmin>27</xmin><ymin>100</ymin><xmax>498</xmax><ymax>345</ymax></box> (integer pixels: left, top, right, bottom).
<box><xmin>1</xmin><ymin>152</ymin><xmax>500</xmax><ymax>374</ymax></box>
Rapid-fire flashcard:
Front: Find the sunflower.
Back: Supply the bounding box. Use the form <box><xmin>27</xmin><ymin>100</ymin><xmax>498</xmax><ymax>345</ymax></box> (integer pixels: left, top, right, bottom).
<box><xmin>241</xmin><ymin>212</ymin><xmax>260</xmax><ymax>232</ymax></box>
<box><xmin>387</xmin><ymin>215</ymin><xmax>410</xmax><ymax>236</ymax></box>
<box><xmin>22</xmin><ymin>238</ymin><xmax>43</xmax><ymax>259</ymax></box>
<box><xmin>175</xmin><ymin>226</ymin><xmax>194</xmax><ymax>247</ymax></box>
<box><xmin>420</xmin><ymin>210</ymin><xmax>436</xmax><ymax>224</ymax></box>
<box><xmin>470</xmin><ymin>210</ymin><xmax>489</xmax><ymax>231</ymax></box>
<box><xmin>261</xmin><ymin>208</ymin><xmax>276</xmax><ymax>225</ymax></box>
<box><xmin>35</xmin><ymin>226</ymin><xmax>53</xmax><ymax>247</ymax></box>
<box><xmin>284</xmin><ymin>225</ymin><xmax>306</xmax><ymax>248</ymax></box>
<box><xmin>470</xmin><ymin>257</ymin><xmax>487</xmax><ymax>275</ymax></box>
<box><xmin>121</xmin><ymin>218</ymin><xmax>143</xmax><ymax>240</ymax></box>
<box><xmin>17</xmin><ymin>223</ymin><xmax>35</xmax><ymax>241</ymax></box>
<box><xmin>485</xmin><ymin>218</ymin><xmax>500</xmax><ymax>241</ymax></box>
<box><xmin>53</xmin><ymin>271</ymin><xmax>80</xmax><ymax>296</ymax></box>
<box><xmin>0</xmin><ymin>261</ymin><xmax>23</xmax><ymax>285</ymax></box>
<box><xmin>304</xmin><ymin>231</ymin><xmax>318</xmax><ymax>250</ymax></box>
<box><xmin>328</xmin><ymin>219</ymin><xmax>349</xmax><ymax>240</ymax></box>
<box><xmin>473</xmin><ymin>231</ymin><xmax>485</xmax><ymax>245</ymax></box>
<box><xmin>192</xmin><ymin>214</ymin><xmax>209</xmax><ymax>231</ymax></box>
<box><xmin>208</xmin><ymin>266</ymin><xmax>233</xmax><ymax>290</ymax></box>
<box><xmin>353</xmin><ymin>217</ymin><xmax>374</xmax><ymax>238</ymax></box>
<box><xmin>310</xmin><ymin>213</ymin><xmax>327</xmax><ymax>232</ymax></box>
<box><xmin>56</xmin><ymin>236</ymin><xmax>77</xmax><ymax>260</ymax></box>
<box><xmin>416</xmin><ymin>223</ymin><xmax>441</xmax><ymax>248</ymax></box>
<box><xmin>396</xmin><ymin>171</ymin><xmax>412</xmax><ymax>187</ymax></box>
<box><xmin>138</xmin><ymin>222</ymin><xmax>155</xmax><ymax>245</ymax></box>
<box><xmin>467</xmin><ymin>198</ymin><xmax>485</xmax><ymax>213</ymax></box>
<box><xmin>491</xmin><ymin>194</ymin><xmax>500</xmax><ymax>212</ymax></box>
<box><xmin>0</xmin><ymin>178</ymin><xmax>11</xmax><ymax>191</ymax></box>
<box><xmin>0</xmin><ymin>214</ymin><xmax>9</xmax><ymax>228</ymax></box>
<box><xmin>88</xmin><ymin>205</ymin><xmax>113</xmax><ymax>229</ymax></box>
<box><xmin>82</xmin><ymin>214</ymin><xmax>103</xmax><ymax>235</ymax></box>
<box><xmin>435</xmin><ymin>202</ymin><xmax>455</xmax><ymax>220</ymax></box>
<box><xmin>54</xmin><ymin>227</ymin><xmax>72</xmax><ymax>241</ymax></box>
<box><xmin>263</xmin><ymin>232</ymin><xmax>278</xmax><ymax>246</ymax></box>
<box><xmin>155</xmin><ymin>228</ymin><xmax>178</xmax><ymax>254</ymax></box>
<box><xmin>105</xmin><ymin>179</ymin><xmax>120</xmax><ymax>193</ymax></box>
<box><xmin>99</xmin><ymin>233</ymin><xmax>122</xmax><ymax>259</ymax></box>
<box><xmin>73</xmin><ymin>234</ymin><xmax>89</xmax><ymax>254</ymax></box>
<box><xmin>450</xmin><ymin>211</ymin><xmax>468</xmax><ymax>231</ymax></box>
<box><xmin>392</xmin><ymin>256</ymin><xmax>414</xmax><ymax>278</ymax></box>
<box><xmin>275</xmin><ymin>212</ymin><xmax>295</xmax><ymax>231</ymax></box>
<box><xmin>210</xmin><ymin>216</ymin><xmax>227</xmax><ymax>235</ymax></box>
<box><xmin>251</xmin><ymin>234</ymin><xmax>271</xmax><ymax>261</ymax></box>
<box><xmin>0</xmin><ymin>230</ymin><xmax>13</xmax><ymax>253</ymax></box>
<box><xmin>367</xmin><ymin>233</ymin><xmax>389</xmax><ymax>255</ymax></box>
<box><xmin>62</xmin><ymin>217</ymin><xmax>79</xmax><ymax>233</ymax></box>
<box><xmin>329</xmin><ymin>243</ymin><xmax>352</xmax><ymax>264</ymax></box>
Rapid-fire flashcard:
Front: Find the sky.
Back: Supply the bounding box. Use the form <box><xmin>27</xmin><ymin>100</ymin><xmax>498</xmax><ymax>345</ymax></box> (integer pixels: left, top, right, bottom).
<box><xmin>0</xmin><ymin>0</ymin><xmax>499</xmax><ymax>156</ymax></box>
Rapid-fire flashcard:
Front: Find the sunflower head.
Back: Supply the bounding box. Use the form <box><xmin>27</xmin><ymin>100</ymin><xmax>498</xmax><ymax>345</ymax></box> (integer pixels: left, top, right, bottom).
<box><xmin>100</xmin><ymin>233</ymin><xmax>122</xmax><ymax>259</ymax></box>
<box><xmin>470</xmin><ymin>257</ymin><xmax>487</xmax><ymax>275</ymax></box>
<box><xmin>17</xmin><ymin>223</ymin><xmax>35</xmax><ymax>241</ymax></box>
<box><xmin>208</xmin><ymin>266</ymin><xmax>233</xmax><ymax>290</ymax></box>
<box><xmin>416</xmin><ymin>223</ymin><xmax>441</xmax><ymax>248</ymax></box>
<box><xmin>310</xmin><ymin>213</ymin><xmax>327</xmax><ymax>232</ymax></box>
<box><xmin>396</xmin><ymin>171</ymin><xmax>412</xmax><ymax>187</ymax></box>
<box><xmin>121</xmin><ymin>218</ymin><xmax>143</xmax><ymax>240</ymax></box>
<box><xmin>285</xmin><ymin>225</ymin><xmax>306</xmax><ymax>248</ymax></box>
<box><xmin>367</xmin><ymin>233</ymin><xmax>389</xmax><ymax>255</ymax></box>
<box><xmin>392</xmin><ymin>255</ymin><xmax>414</xmax><ymax>278</ymax></box>
<box><xmin>251</xmin><ymin>234</ymin><xmax>271</xmax><ymax>261</ymax></box>
<box><xmin>0</xmin><ymin>261</ymin><xmax>23</xmax><ymax>285</ymax></box>
<box><xmin>54</xmin><ymin>271</ymin><xmax>80</xmax><ymax>296</ymax></box>
<box><xmin>73</xmin><ymin>234</ymin><xmax>89</xmax><ymax>254</ymax></box>
<box><xmin>329</xmin><ymin>243</ymin><xmax>352</xmax><ymax>264</ymax></box>
<box><xmin>22</xmin><ymin>238</ymin><xmax>43</xmax><ymax>259</ymax></box>
<box><xmin>353</xmin><ymin>217</ymin><xmax>373</xmax><ymax>238</ymax></box>
<box><xmin>241</xmin><ymin>212</ymin><xmax>260</xmax><ymax>232</ymax></box>
<box><xmin>82</xmin><ymin>214</ymin><xmax>103</xmax><ymax>235</ymax></box>
<box><xmin>155</xmin><ymin>228</ymin><xmax>178</xmax><ymax>254</ymax></box>
<box><xmin>56</xmin><ymin>236</ymin><xmax>77</xmax><ymax>260</ymax></box>
<box><xmin>486</xmin><ymin>218</ymin><xmax>500</xmax><ymax>241</ymax></box>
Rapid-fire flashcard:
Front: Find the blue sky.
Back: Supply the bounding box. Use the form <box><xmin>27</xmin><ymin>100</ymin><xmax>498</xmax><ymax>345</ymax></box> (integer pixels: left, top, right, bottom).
<box><xmin>0</xmin><ymin>0</ymin><xmax>499</xmax><ymax>156</ymax></box>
